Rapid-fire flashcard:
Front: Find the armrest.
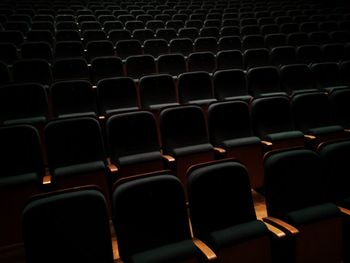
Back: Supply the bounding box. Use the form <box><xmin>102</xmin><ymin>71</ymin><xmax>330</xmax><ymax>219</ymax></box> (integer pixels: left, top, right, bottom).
<box><xmin>344</xmin><ymin>129</ymin><xmax>350</xmax><ymax>133</ymax></box>
<box><xmin>261</xmin><ymin>220</ymin><xmax>287</xmax><ymax>239</ymax></box>
<box><xmin>338</xmin><ymin>206</ymin><xmax>350</xmax><ymax>217</ymax></box>
<box><xmin>213</xmin><ymin>147</ymin><xmax>226</xmax><ymax>154</ymax></box>
<box><xmin>163</xmin><ymin>155</ymin><xmax>175</xmax><ymax>162</ymax></box>
<box><xmin>304</xmin><ymin>134</ymin><xmax>316</xmax><ymax>140</ymax></box>
<box><xmin>42</xmin><ymin>168</ymin><xmax>51</xmax><ymax>185</ymax></box>
<box><xmin>261</xmin><ymin>141</ymin><xmax>273</xmax><ymax>147</ymax></box>
<box><xmin>263</xmin><ymin>217</ymin><xmax>299</xmax><ymax>236</ymax></box>
<box><xmin>108</xmin><ymin>163</ymin><xmax>118</xmax><ymax>173</ymax></box>
<box><xmin>192</xmin><ymin>238</ymin><xmax>217</xmax><ymax>262</ymax></box>
<box><xmin>107</xmin><ymin>158</ymin><xmax>118</xmax><ymax>173</ymax></box>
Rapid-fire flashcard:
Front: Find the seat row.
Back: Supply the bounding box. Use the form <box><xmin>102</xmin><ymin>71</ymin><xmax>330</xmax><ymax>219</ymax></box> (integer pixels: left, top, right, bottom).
<box><xmin>11</xmin><ymin>141</ymin><xmax>350</xmax><ymax>263</ymax></box>
<box><xmin>1</xmin><ymin>29</ymin><xmax>350</xmax><ymax>63</ymax></box>
<box><xmin>1</xmin><ymin>62</ymin><xmax>350</xmax><ymax>125</ymax></box>
<box><xmin>1</xmin><ymin>44</ymin><xmax>350</xmax><ymax>87</ymax></box>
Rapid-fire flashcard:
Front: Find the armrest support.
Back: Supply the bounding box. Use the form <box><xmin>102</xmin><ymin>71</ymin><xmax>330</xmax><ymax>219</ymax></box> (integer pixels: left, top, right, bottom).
<box><xmin>261</xmin><ymin>221</ymin><xmax>287</xmax><ymax>239</ymax></box>
<box><xmin>192</xmin><ymin>238</ymin><xmax>217</xmax><ymax>262</ymax></box>
<box><xmin>263</xmin><ymin>217</ymin><xmax>299</xmax><ymax>236</ymax></box>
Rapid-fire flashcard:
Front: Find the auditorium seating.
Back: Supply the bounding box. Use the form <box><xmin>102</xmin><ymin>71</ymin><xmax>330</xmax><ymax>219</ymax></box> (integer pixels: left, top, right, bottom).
<box><xmin>0</xmin><ymin>1</ymin><xmax>350</xmax><ymax>260</ymax></box>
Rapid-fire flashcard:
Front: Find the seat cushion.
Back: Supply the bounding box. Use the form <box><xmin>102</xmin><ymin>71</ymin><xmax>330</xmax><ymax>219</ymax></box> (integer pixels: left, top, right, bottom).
<box><xmin>131</xmin><ymin>240</ymin><xmax>201</xmax><ymax>263</ymax></box>
<box><xmin>308</xmin><ymin>125</ymin><xmax>344</xmax><ymax>136</ymax></box>
<box><xmin>220</xmin><ymin>136</ymin><xmax>261</xmax><ymax>148</ymax></box>
<box><xmin>172</xmin><ymin>143</ymin><xmax>213</xmax><ymax>156</ymax></box>
<box><xmin>287</xmin><ymin>202</ymin><xmax>341</xmax><ymax>226</ymax></box>
<box><xmin>54</xmin><ymin>161</ymin><xmax>106</xmax><ymax>177</ymax></box>
<box><xmin>209</xmin><ymin>220</ymin><xmax>269</xmax><ymax>251</ymax></box>
<box><xmin>118</xmin><ymin>151</ymin><xmax>163</xmax><ymax>166</ymax></box>
<box><xmin>266</xmin><ymin>131</ymin><xmax>304</xmax><ymax>142</ymax></box>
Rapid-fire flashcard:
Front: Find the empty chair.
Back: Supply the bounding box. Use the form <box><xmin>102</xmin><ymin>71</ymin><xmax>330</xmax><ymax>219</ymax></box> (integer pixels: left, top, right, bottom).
<box><xmin>216</xmin><ymin>50</ymin><xmax>243</xmax><ymax>70</ymax></box>
<box><xmin>330</xmin><ymin>31</ymin><xmax>350</xmax><ymax>44</ymax></box>
<box><xmin>220</xmin><ymin>26</ymin><xmax>240</xmax><ymax>37</ymax></box>
<box><xmin>329</xmin><ymin>88</ymin><xmax>350</xmax><ymax>129</ymax></box>
<box><xmin>279</xmin><ymin>64</ymin><xmax>318</xmax><ymax>95</ymax></box>
<box><xmin>207</xmin><ymin>101</ymin><xmax>264</xmax><ymax>188</ymax></box>
<box><xmin>143</xmin><ymin>38</ymin><xmax>168</xmax><ymax>58</ymax></box>
<box><xmin>260</xmin><ymin>24</ymin><xmax>280</xmax><ymax>35</ymax></box>
<box><xmin>51</xmin><ymin>80</ymin><xmax>97</xmax><ymax>119</ymax></box>
<box><xmin>264</xmin><ymin>148</ymin><xmax>342</xmax><ymax>263</ymax></box>
<box><xmin>341</xmin><ymin>60</ymin><xmax>350</xmax><ymax>87</ymax></box>
<box><xmin>139</xmin><ymin>74</ymin><xmax>179</xmax><ymax>111</ymax></box>
<box><xmin>160</xmin><ymin>105</ymin><xmax>215</xmax><ymax>186</ymax></box>
<box><xmin>0</xmin><ymin>62</ymin><xmax>10</xmax><ymax>86</ymax></box>
<box><xmin>169</xmin><ymin>38</ymin><xmax>193</xmax><ymax>57</ymax></box>
<box><xmin>44</xmin><ymin>117</ymin><xmax>110</xmax><ymax>197</ymax></box>
<box><xmin>187</xmin><ymin>161</ymin><xmax>273</xmax><ymax>262</ymax></box>
<box><xmin>296</xmin><ymin>45</ymin><xmax>323</xmax><ymax>65</ymax></box>
<box><xmin>187</xmin><ymin>51</ymin><xmax>216</xmax><ymax>73</ymax></box>
<box><xmin>251</xmin><ymin>96</ymin><xmax>305</xmax><ymax>150</ymax></box>
<box><xmin>80</xmin><ymin>21</ymin><xmax>102</xmax><ymax>32</ymax></box>
<box><xmin>213</xmin><ymin>69</ymin><xmax>251</xmax><ymax>102</ymax></box>
<box><xmin>82</xmin><ymin>30</ymin><xmax>107</xmax><ymax>46</ymax></box>
<box><xmin>242</xmin><ymin>35</ymin><xmax>265</xmax><ymax>51</ymax></box>
<box><xmin>218</xmin><ymin>36</ymin><xmax>241</xmax><ymax>51</ymax></box>
<box><xmin>311</xmin><ymin>62</ymin><xmax>348</xmax><ymax>93</ymax></box>
<box><xmin>103</xmin><ymin>21</ymin><xmax>123</xmax><ymax>34</ymax></box>
<box><xmin>4</xmin><ymin>21</ymin><xmax>30</xmax><ymax>34</ymax></box>
<box><xmin>177</xmin><ymin>71</ymin><xmax>216</xmax><ymax>106</ymax></box>
<box><xmin>107</xmin><ymin>111</ymin><xmax>165</xmax><ymax>179</ymax></box>
<box><xmin>125</xmin><ymin>54</ymin><xmax>156</xmax><ymax>80</ymax></box>
<box><xmin>55</xmin><ymin>30</ymin><xmax>81</xmax><ymax>42</ymax></box>
<box><xmin>20</xmin><ymin>41</ymin><xmax>53</xmax><ymax>62</ymax></box>
<box><xmin>247</xmin><ymin>66</ymin><xmax>286</xmax><ymax>97</ymax></box>
<box><xmin>53</xmin><ymin>58</ymin><xmax>89</xmax><ymax>81</ymax></box>
<box><xmin>13</xmin><ymin>59</ymin><xmax>53</xmax><ymax>85</ymax></box>
<box><xmin>319</xmin><ymin>21</ymin><xmax>338</xmax><ymax>32</ymax></box>
<box><xmin>0</xmin><ymin>83</ymin><xmax>48</xmax><ymax>126</ymax></box>
<box><xmin>279</xmin><ymin>23</ymin><xmax>299</xmax><ymax>34</ymax></box>
<box><xmin>240</xmin><ymin>25</ymin><xmax>260</xmax><ymax>37</ymax></box>
<box><xmin>108</xmin><ymin>29</ymin><xmax>131</xmax><ymax>45</ymax></box>
<box><xmin>96</xmin><ymin>77</ymin><xmax>139</xmax><ymax>117</ymax></box>
<box><xmin>112</xmin><ymin>173</ymin><xmax>215</xmax><ymax>263</ymax></box>
<box><xmin>26</xmin><ymin>30</ymin><xmax>54</xmax><ymax>46</ymax></box>
<box><xmin>54</xmin><ymin>41</ymin><xmax>84</xmax><ymax>59</ymax></box>
<box><xmin>157</xmin><ymin>53</ymin><xmax>187</xmax><ymax>77</ymax></box>
<box><xmin>155</xmin><ymin>28</ymin><xmax>177</xmax><ymax>42</ymax></box>
<box><xmin>308</xmin><ymin>31</ymin><xmax>331</xmax><ymax>45</ymax></box>
<box><xmin>0</xmin><ymin>42</ymin><xmax>18</xmax><ymax>64</ymax></box>
<box><xmin>145</xmin><ymin>20</ymin><xmax>164</xmax><ymax>32</ymax></box>
<box><xmin>132</xmin><ymin>29</ymin><xmax>154</xmax><ymax>43</ymax></box>
<box><xmin>322</xmin><ymin>43</ymin><xmax>346</xmax><ymax>63</ymax></box>
<box><xmin>0</xmin><ymin>125</ymin><xmax>43</xmax><ymax>247</ymax></box>
<box><xmin>291</xmin><ymin>92</ymin><xmax>346</xmax><ymax>146</ymax></box>
<box><xmin>0</xmin><ymin>30</ymin><xmax>24</xmax><ymax>48</ymax></box>
<box><xmin>318</xmin><ymin>139</ymin><xmax>350</xmax><ymax>263</ymax></box>
<box><xmin>194</xmin><ymin>37</ymin><xmax>218</xmax><ymax>53</ymax></box>
<box><xmin>300</xmin><ymin>22</ymin><xmax>319</xmax><ymax>33</ymax></box>
<box><xmin>31</xmin><ymin>21</ymin><xmax>55</xmax><ymax>34</ymax></box>
<box><xmin>244</xmin><ymin>48</ymin><xmax>270</xmax><ymax>69</ymax></box>
<box><xmin>90</xmin><ymin>56</ymin><xmax>124</xmax><ymax>85</ymax></box>
<box><xmin>125</xmin><ymin>20</ymin><xmax>144</xmax><ymax>32</ymax></box>
<box><xmin>166</xmin><ymin>19</ymin><xmax>184</xmax><ymax>31</ymax></box>
<box><xmin>22</xmin><ymin>187</ymin><xmax>114</xmax><ymax>263</ymax></box>
<box><xmin>115</xmin><ymin>39</ymin><xmax>142</xmax><ymax>60</ymax></box>
<box><xmin>270</xmin><ymin>46</ymin><xmax>297</xmax><ymax>67</ymax></box>
<box><xmin>56</xmin><ymin>21</ymin><xmax>79</xmax><ymax>31</ymax></box>
<box><xmin>287</xmin><ymin>32</ymin><xmax>309</xmax><ymax>47</ymax></box>
<box><xmin>264</xmin><ymin>34</ymin><xmax>287</xmax><ymax>49</ymax></box>
<box><xmin>178</xmin><ymin>27</ymin><xmax>199</xmax><ymax>40</ymax></box>
<box><xmin>85</xmin><ymin>40</ymin><xmax>115</xmax><ymax>62</ymax></box>
<box><xmin>199</xmin><ymin>27</ymin><xmax>220</xmax><ymax>39</ymax></box>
